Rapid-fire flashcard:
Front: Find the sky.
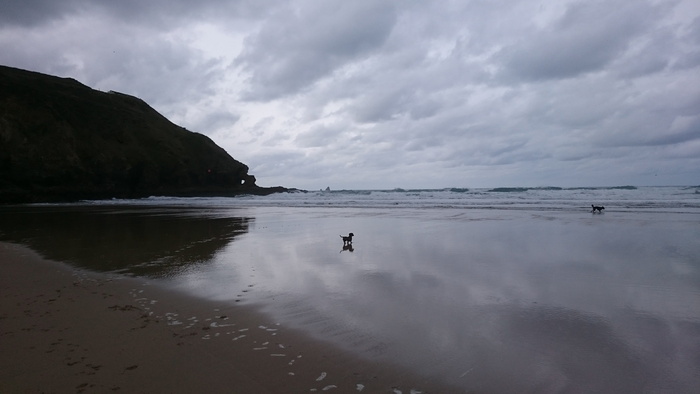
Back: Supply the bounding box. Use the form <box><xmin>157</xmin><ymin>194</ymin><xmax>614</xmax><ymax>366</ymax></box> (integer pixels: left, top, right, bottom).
<box><xmin>1</xmin><ymin>0</ymin><xmax>699</xmax><ymax>189</ymax></box>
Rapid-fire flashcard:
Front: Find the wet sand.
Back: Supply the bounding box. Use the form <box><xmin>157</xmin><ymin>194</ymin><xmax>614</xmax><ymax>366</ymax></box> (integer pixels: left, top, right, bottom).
<box><xmin>0</xmin><ymin>242</ymin><xmax>456</xmax><ymax>394</ymax></box>
<box><xmin>2</xmin><ymin>204</ymin><xmax>699</xmax><ymax>393</ymax></box>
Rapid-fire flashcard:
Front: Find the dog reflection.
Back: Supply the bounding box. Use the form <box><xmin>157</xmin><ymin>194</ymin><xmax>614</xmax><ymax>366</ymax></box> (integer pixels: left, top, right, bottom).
<box><xmin>339</xmin><ymin>232</ymin><xmax>354</xmax><ymax>253</ymax></box>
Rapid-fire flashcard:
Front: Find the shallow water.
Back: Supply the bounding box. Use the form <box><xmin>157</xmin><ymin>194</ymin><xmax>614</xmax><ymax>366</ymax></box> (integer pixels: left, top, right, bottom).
<box><xmin>2</xmin><ymin>197</ymin><xmax>699</xmax><ymax>393</ymax></box>
<box><xmin>170</xmin><ymin>207</ymin><xmax>700</xmax><ymax>393</ymax></box>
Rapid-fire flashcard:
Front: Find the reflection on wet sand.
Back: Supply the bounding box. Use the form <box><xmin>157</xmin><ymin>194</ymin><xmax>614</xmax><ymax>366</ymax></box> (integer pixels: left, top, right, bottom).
<box><xmin>2</xmin><ymin>205</ymin><xmax>699</xmax><ymax>392</ymax></box>
<box><xmin>0</xmin><ymin>205</ymin><xmax>252</xmax><ymax>277</ymax></box>
<box><xmin>340</xmin><ymin>244</ymin><xmax>354</xmax><ymax>253</ymax></box>
<box><xmin>204</xmin><ymin>208</ymin><xmax>700</xmax><ymax>393</ymax></box>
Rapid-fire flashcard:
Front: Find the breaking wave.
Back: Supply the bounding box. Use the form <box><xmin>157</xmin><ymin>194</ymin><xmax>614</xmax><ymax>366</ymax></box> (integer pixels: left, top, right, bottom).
<box><xmin>82</xmin><ymin>186</ymin><xmax>700</xmax><ymax>214</ymax></box>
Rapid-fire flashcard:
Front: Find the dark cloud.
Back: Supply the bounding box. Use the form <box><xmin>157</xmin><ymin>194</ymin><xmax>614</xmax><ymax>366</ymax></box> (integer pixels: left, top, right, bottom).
<box><xmin>0</xmin><ymin>0</ymin><xmax>269</xmax><ymax>28</ymax></box>
<box><xmin>191</xmin><ymin>110</ymin><xmax>241</xmax><ymax>136</ymax></box>
<box><xmin>0</xmin><ymin>0</ymin><xmax>698</xmax><ymax>188</ymax></box>
<box><xmin>235</xmin><ymin>0</ymin><xmax>397</xmax><ymax>100</ymax></box>
<box><xmin>498</xmin><ymin>0</ymin><xmax>661</xmax><ymax>81</ymax></box>
<box><xmin>0</xmin><ymin>0</ymin><xmax>82</xmax><ymax>27</ymax></box>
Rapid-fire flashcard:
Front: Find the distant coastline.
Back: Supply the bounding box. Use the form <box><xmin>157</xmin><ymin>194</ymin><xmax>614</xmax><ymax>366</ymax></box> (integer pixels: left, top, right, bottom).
<box><xmin>314</xmin><ymin>185</ymin><xmax>643</xmax><ymax>193</ymax></box>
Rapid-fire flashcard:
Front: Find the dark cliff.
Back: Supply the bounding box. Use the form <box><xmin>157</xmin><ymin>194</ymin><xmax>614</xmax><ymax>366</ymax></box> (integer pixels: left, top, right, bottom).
<box><xmin>0</xmin><ymin>65</ymin><xmax>287</xmax><ymax>203</ymax></box>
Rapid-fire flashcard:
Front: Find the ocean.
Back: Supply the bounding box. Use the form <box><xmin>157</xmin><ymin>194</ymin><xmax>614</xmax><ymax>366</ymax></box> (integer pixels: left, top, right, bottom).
<box><xmin>2</xmin><ymin>185</ymin><xmax>699</xmax><ymax>393</ymax></box>
<box><xmin>86</xmin><ymin>185</ymin><xmax>700</xmax><ymax>212</ymax></box>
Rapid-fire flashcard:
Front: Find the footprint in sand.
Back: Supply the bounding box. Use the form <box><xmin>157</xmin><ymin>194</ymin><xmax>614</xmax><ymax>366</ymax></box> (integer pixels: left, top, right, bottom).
<box><xmin>288</xmin><ymin>354</ymin><xmax>302</xmax><ymax>366</ymax></box>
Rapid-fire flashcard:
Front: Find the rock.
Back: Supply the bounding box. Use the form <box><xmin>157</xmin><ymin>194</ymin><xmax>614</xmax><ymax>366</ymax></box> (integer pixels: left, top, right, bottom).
<box><xmin>0</xmin><ymin>65</ymin><xmax>288</xmax><ymax>203</ymax></box>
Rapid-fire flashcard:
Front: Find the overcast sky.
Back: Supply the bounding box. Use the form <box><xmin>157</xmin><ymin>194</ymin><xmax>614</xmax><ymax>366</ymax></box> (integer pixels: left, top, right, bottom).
<box><xmin>1</xmin><ymin>0</ymin><xmax>699</xmax><ymax>189</ymax></box>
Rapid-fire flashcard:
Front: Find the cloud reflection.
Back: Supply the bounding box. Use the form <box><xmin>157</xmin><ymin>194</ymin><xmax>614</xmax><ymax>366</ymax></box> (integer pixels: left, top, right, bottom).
<box><xmin>190</xmin><ymin>208</ymin><xmax>700</xmax><ymax>392</ymax></box>
<box><xmin>4</xmin><ymin>205</ymin><xmax>697</xmax><ymax>392</ymax></box>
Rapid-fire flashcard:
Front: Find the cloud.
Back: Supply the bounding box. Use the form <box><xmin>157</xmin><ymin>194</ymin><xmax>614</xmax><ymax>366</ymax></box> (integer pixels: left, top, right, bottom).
<box><xmin>0</xmin><ymin>0</ymin><xmax>698</xmax><ymax>189</ymax></box>
<box><xmin>498</xmin><ymin>0</ymin><xmax>661</xmax><ymax>81</ymax></box>
<box><xmin>235</xmin><ymin>0</ymin><xmax>398</xmax><ymax>100</ymax></box>
<box><xmin>0</xmin><ymin>0</ymin><xmax>82</xmax><ymax>27</ymax></box>
<box><xmin>294</xmin><ymin>122</ymin><xmax>351</xmax><ymax>148</ymax></box>
<box><xmin>0</xmin><ymin>0</ymin><xmax>270</xmax><ymax>29</ymax></box>
<box><xmin>0</xmin><ymin>4</ymin><xmax>227</xmax><ymax>100</ymax></box>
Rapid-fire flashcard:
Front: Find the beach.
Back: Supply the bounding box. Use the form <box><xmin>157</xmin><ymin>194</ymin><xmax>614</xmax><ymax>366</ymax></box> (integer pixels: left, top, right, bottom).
<box><xmin>1</xmin><ymin>193</ymin><xmax>699</xmax><ymax>393</ymax></box>
<box><xmin>0</xmin><ymin>242</ymin><xmax>453</xmax><ymax>393</ymax></box>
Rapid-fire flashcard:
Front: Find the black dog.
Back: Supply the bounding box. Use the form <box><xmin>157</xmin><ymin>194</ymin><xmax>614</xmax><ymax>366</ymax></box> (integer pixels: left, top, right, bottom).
<box><xmin>591</xmin><ymin>205</ymin><xmax>605</xmax><ymax>213</ymax></box>
<box><xmin>340</xmin><ymin>233</ymin><xmax>354</xmax><ymax>245</ymax></box>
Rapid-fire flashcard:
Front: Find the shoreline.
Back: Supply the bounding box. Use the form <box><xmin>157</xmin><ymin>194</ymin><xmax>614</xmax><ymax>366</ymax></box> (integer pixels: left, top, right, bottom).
<box><xmin>0</xmin><ymin>242</ymin><xmax>457</xmax><ymax>393</ymax></box>
<box><xmin>0</xmin><ymin>185</ymin><xmax>297</xmax><ymax>205</ymax></box>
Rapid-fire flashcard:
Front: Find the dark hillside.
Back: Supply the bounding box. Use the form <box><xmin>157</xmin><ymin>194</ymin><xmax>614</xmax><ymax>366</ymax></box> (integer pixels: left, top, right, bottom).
<box><xmin>0</xmin><ymin>65</ymin><xmax>285</xmax><ymax>203</ymax></box>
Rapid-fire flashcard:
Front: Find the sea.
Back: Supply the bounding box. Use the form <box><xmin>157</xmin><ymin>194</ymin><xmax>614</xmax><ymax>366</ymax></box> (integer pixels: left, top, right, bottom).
<box><xmin>85</xmin><ymin>185</ymin><xmax>700</xmax><ymax>213</ymax></box>
<box><xmin>2</xmin><ymin>185</ymin><xmax>700</xmax><ymax>393</ymax></box>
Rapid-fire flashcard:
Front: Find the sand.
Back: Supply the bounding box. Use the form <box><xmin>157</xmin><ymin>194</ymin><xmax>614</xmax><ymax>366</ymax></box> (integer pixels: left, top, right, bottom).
<box><xmin>0</xmin><ymin>242</ymin><xmax>456</xmax><ymax>394</ymax></box>
<box><xmin>4</xmin><ymin>202</ymin><xmax>698</xmax><ymax>393</ymax></box>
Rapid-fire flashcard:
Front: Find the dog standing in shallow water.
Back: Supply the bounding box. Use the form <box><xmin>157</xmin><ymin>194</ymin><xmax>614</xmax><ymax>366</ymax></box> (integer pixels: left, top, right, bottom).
<box><xmin>340</xmin><ymin>233</ymin><xmax>354</xmax><ymax>245</ymax></box>
<box><xmin>591</xmin><ymin>205</ymin><xmax>605</xmax><ymax>213</ymax></box>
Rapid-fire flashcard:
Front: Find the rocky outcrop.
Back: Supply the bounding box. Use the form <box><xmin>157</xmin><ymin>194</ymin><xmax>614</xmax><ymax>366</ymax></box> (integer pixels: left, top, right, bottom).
<box><xmin>0</xmin><ymin>65</ymin><xmax>287</xmax><ymax>203</ymax></box>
